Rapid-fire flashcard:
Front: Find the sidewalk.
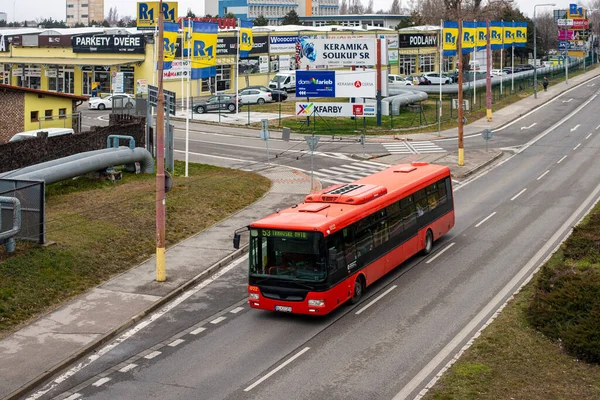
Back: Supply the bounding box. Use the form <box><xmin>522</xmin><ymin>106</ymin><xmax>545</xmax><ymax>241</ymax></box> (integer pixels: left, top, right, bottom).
<box><xmin>1</xmin><ymin>66</ymin><xmax>598</xmax><ymax>400</ymax></box>
<box><xmin>169</xmin><ymin>65</ymin><xmax>600</xmax><ymax>143</ymax></box>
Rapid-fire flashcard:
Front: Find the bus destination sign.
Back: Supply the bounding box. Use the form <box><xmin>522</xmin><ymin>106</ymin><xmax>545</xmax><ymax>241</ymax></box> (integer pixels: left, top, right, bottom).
<box><xmin>261</xmin><ymin>229</ymin><xmax>307</xmax><ymax>239</ymax></box>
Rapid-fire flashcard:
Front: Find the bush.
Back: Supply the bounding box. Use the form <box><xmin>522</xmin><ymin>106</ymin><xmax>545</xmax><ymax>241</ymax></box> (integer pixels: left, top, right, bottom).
<box><xmin>528</xmin><ymin>263</ymin><xmax>600</xmax><ymax>364</ymax></box>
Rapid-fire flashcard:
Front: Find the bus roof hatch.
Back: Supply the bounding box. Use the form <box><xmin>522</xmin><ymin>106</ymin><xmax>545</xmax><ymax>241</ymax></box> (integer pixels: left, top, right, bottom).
<box><xmin>304</xmin><ymin>184</ymin><xmax>387</xmax><ymax>205</ymax></box>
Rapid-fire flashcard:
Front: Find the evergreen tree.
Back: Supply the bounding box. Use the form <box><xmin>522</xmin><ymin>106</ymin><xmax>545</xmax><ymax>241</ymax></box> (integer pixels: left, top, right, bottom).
<box><xmin>253</xmin><ymin>15</ymin><xmax>269</xmax><ymax>26</ymax></box>
<box><xmin>281</xmin><ymin>10</ymin><xmax>301</xmax><ymax>25</ymax></box>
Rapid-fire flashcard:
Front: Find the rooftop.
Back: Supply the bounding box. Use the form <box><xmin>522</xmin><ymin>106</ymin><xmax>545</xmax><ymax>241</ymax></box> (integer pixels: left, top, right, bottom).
<box><xmin>0</xmin><ymin>84</ymin><xmax>89</xmax><ymax>101</ymax></box>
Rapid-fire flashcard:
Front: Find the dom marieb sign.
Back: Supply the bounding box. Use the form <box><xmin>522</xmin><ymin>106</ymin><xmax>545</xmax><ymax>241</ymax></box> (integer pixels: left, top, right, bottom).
<box><xmin>72</xmin><ymin>35</ymin><xmax>146</xmax><ymax>54</ymax></box>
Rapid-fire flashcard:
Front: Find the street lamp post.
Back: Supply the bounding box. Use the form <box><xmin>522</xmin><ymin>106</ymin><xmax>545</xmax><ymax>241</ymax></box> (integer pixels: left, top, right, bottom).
<box><xmin>458</xmin><ymin>0</ymin><xmax>465</xmax><ymax>166</ymax></box>
<box><xmin>534</xmin><ymin>3</ymin><xmax>556</xmax><ymax>99</ymax></box>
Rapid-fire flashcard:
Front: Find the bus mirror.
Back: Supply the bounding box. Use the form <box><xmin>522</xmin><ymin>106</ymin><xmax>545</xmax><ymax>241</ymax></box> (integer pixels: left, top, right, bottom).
<box><xmin>233</xmin><ymin>233</ymin><xmax>241</xmax><ymax>249</ymax></box>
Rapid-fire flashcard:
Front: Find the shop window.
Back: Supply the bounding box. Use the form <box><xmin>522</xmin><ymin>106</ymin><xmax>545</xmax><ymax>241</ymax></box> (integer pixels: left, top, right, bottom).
<box><xmin>59</xmin><ymin>108</ymin><xmax>67</xmax><ymax>119</ymax></box>
<box><xmin>31</xmin><ymin>111</ymin><xmax>39</xmax><ymax>122</ymax></box>
<box><xmin>419</xmin><ymin>54</ymin><xmax>435</xmax><ymax>74</ymax></box>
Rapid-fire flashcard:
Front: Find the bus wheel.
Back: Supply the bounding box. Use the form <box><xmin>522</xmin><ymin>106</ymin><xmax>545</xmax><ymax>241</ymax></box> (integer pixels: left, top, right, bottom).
<box><xmin>350</xmin><ymin>276</ymin><xmax>364</xmax><ymax>305</ymax></box>
<box><xmin>422</xmin><ymin>229</ymin><xmax>434</xmax><ymax>255</ymax></box>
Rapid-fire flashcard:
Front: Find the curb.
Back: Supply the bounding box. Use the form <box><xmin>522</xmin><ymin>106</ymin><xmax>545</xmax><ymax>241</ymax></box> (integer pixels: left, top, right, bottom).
<box><xmin>453</xmin><ymin>150</ymin><xmax>504</xmax><ymax>180</ymax></box>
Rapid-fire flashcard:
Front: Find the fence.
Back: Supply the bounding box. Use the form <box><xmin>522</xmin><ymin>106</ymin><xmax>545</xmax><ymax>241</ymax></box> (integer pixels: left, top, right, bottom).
<box><xmin>0</xmin><ymin>179</ymin><xmax>45</xmax><ymax>244</ymax></box>
<box><xmin>37</xmin><ymin>112</ymin><xmax>82</xmax><ymax>133</ymax></box>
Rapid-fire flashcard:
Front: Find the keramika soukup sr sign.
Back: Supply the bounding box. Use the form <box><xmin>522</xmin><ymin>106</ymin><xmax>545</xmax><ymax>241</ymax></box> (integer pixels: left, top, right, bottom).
<box><xmin>72</xmin><ymin>35</ymin><xmax>146</xmax><ymax>54</ymax></box>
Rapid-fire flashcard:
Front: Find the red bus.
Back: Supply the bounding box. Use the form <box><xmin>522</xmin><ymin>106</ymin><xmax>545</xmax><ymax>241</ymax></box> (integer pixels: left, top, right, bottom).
<box><xmin>234</xmin><ymin>162</ymin><xmax>455</xmax><ymax>315</ymax></box>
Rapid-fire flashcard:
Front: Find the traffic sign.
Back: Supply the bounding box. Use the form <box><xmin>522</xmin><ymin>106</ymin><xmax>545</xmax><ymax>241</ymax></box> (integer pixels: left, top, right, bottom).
<box><xmin>305</xmin><ymin>135</ymin><xmax>320</xmax><ymax>151</ymax></box>
<box><xmin>259</xmin><ymin>119</ymin><xmax>269</xmax><ymax>140</ymax></box>
<box><xmin>148</xmin><ymin>85</ymin><xmax>176</xmax><ymax>115</ymax></box>
<box><xmin>481</xmin><ymin>128</ymin><xmax>493</xmax><ymax>140</ymax></box>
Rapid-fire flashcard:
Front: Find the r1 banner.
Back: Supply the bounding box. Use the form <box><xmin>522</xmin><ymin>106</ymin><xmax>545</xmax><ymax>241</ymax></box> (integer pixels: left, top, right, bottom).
<box><xmin>297</xmin><ymin>37</ymin><xmax>378</xmax><ymax>68</ymax></box>
<box><xmin>296</xmin><ymin>102</ymin><xmax>376</xmax><ymax>117</ymax></box>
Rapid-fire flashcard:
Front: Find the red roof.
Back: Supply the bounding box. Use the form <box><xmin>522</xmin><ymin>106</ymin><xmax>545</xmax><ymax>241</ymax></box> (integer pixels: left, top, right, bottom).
<box><xmin>251</xmin><ymin>162</ymin><xmax>451</xmax><ymax>235</ymax></box>
<box><xmin>0</xmin><ymin>83</ymin><xmax>89</xmax><ymax>101</ymax></box>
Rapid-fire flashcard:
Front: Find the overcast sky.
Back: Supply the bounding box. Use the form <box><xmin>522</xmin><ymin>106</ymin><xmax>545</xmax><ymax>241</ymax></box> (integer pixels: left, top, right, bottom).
<box><xmin>0</xmin><ymin>0</ymin><xmax>580</xmax><ymax>23</ymax></box>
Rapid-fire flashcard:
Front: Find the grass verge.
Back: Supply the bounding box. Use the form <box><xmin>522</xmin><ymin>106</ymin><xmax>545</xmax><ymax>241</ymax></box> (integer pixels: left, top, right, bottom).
<box><xmin>423</xmin><ymin>202</ymin><xmax>600</xmax><ymax>400</ymax></box>
<box><xmin>0</xmin><ymin>161</ymin><xmax>271</xmax><ymax>336</ymax></box>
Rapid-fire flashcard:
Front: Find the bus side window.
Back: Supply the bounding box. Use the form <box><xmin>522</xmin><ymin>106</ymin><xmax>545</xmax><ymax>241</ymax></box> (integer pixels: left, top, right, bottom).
<box><xmin>355</xmin><ymin>228</ymin><xmax>373</xmax><ymax>258</ymax></box>
<box><xmin>343</xmin><ymin>227</ymin><xmax>357</xmax><ymax>264</ymax></box>
<box><xmin>437</xmin><ymin>180</ymin><xmax>447</xmax><ymax>206</ymax></box>
<box><xmin>326</xmin><ymin>232</ymin><xmax>345</xmax><ymax>272</ymax></box>
<box><xmin>414</xmin><ymin>189</ymin><xmax>429</xmax><ymax>216</ymax></box>
<box><xmin>402</xmin><ymin>196</ymin><xmax>417</xmax><ymax>229</ymax></box>
<box><xmin>427</xmin><ymin>182</ymin><xmax>439</xmax><ymax>210</ymax></box>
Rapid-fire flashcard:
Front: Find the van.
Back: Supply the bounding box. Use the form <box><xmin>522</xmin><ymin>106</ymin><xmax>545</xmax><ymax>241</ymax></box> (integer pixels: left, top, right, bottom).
<box><xmin>469</xmin><ymin>61</ymin><xmax>481</xmax><ymax>71</ymax></box>
<box><xmin>9</xmin><ymin>128</ymin><xmax>74</xmax><ymax>142</ymax></box>
<box><xmin>269</xmin><ymin>71</ymin><xmax>296</xmax><ymax>92</ymax></box>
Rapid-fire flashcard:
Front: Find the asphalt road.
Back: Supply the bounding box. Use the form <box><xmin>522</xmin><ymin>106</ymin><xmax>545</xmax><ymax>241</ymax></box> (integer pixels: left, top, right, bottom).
<box><xmin>33</xmin><ymin>83</ymin><xmax>600</xmax><ymax>400</ymax></box>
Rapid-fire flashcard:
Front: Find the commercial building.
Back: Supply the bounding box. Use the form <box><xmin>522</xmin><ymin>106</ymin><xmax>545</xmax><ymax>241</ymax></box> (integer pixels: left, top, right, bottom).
<box><xmin>218</xmin><ymin>0</ymin><xmax>339</xmax><ymax>23</ymax></box>
<box><xmin>66</xmin><ymin>0</ymin><xmax>105</xmax><ymax>26</ymax></box>
<box><xmin>0</xmin><ymin>84</ymin><xmax>87</xmax><ymax>142</ymax></box>
<box><xmin>0</xmin><ymin>12</ymin><xmax>7</xmax><ymax>22</ymax></box>
<box><xmin>0</xmin><ymin>24</ymin><xmax>448</xmax><ymax>102</ymax></box>
<box><xmin>299</xmin><ymin>13</ymin><xmax>406</xmax><ymax>28</ymax></box>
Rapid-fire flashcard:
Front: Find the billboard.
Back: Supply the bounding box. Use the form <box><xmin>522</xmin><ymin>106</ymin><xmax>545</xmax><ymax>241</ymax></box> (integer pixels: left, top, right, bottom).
<box><xmin>297</xmin><ymin>37</ymin><xmax>378</xmax><ymax>68</ymax></box>
<box><xmin>296</xmin><ymin>71</ymin><xmax>335</xmax><ymax>97</ymax></box>
<box><xmin>137</xmin><ymin>2</ymin><xmax>178</xmax><ymax>29</ymax></box>
<box><xmin>269</xmin><ymin>35</ymin><xmax>298</xmax><ymax>53</ymax></box>
<box><xmin>163</xmin><ymin>60</ymin><xmax>190</xmax><ymax>80</ymax></box>
<box><xmin>399</xmin><ymin>33</ymin><xmax>437</xmax><ymax>48</ymax></box>
<box><xmin>336</xmin><ymin>70</ymin><xmax>377</xmax><ymax>98</ymax></box>
<box><xmin>295</xmin><ymin>102</ymin><xmax>376</xmax><ymax>117</ymax></box>
<box><xmin>72</xmin><ymin>35</ymin><xmax>146</xmax><ymax>53</ymax></box>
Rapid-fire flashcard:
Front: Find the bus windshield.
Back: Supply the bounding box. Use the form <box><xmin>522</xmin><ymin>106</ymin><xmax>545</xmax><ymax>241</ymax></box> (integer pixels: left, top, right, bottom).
<box><xmin>249</xmin><ymin>229</ymin><xmax>327</xmax><ymax>282</ymax></box>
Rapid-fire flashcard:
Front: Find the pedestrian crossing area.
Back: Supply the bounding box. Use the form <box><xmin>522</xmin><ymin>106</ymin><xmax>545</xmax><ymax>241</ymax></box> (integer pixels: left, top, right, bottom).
<box><xmin>382</xmin><ymin>141</ymin><xmax>446</xmax><ymax>155</ymax></box>
<box><xmin>311</xmin><ymin>161</ymin><xmax>391</xmax><ymax>185</ymax></box>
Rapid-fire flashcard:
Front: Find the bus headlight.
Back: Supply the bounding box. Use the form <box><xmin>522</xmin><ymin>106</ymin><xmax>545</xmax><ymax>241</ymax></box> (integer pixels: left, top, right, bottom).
<box><xmin>249</xmin><ymin>293</ymin><xmax>260</xmax><ymax>300</ymax></box>
<box><xmin>308</xmin><ymin>299</ymin><xmax>325</xmax><ymax>307</ymax></box>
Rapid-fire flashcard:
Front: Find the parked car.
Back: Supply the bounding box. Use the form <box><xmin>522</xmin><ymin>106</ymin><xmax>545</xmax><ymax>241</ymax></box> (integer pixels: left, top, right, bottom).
<box><xmin>516</xmin><ymin>64</ymin><xmax>534</xmax><ymax>71</ymax></box>
<box><xmin>491</xmin><ymin>69</ymin><xmax>507</xmax><ymax>76</ymax></box>
<box><xmin>502</xmin><ymin>67</ymin><xmax>513</xmax><ymax>74</ymax></box>
<box><xmin>423</xmin><ymin>73</ymin><xmax>451</xmax><ymax>84</ymax></box>
<box><xmin>388</xmin><ymin>74</ymin><xmax>412</xmax><ymax>85</ymax></box>
<box><xmin>268</xmin><ymin>72</ymin><xmax>296</xmax><ymax>92</ymax></box>
<box><xmin>243</xmin><ymin>85</ymin><xmax>287</xmax><ymax>102</ymax></box>
<box><xmin>9</xmin><ymin>128</ymin><xmax>74</xmax><ymax>142</ymax></box>
<box><xmin>239</xmin><ymin>88</ymin><xmax>273</xmax><ymax>104</ymax></box>
<box><xmin>193</xmin><ymin>94</ymin><xmax>240</xmax><ymax>114</ymax></box>
<box><xmin>88</xmin><ymin>94</ymin><xmax>135</xmax><ymax>110</ymax></box>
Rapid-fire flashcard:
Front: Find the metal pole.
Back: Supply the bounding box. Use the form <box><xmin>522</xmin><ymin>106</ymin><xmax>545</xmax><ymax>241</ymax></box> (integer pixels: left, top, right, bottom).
<box><xmin>511</xmin><ymin>25</ymin><xmax>514</xmax><ymax>93</ymax></box>
<box><xmin>185</xmin><ymin>17</ymin><xmax>191</xmax><ymax>177</ymax></box>
<box><xmin>500</xmin><ymin>46</ymin><xmax>503</xmax><ymax>95</ymax></box>
<box><xmin>473</xmin><ymin>19</ymin><xmax>476</xmax><ymax>106</ymax></box>
<box><xmin>458</xmin><ymin>2</ymin><xmax>465</xmax><ymax>166</ymax></box>
<box><xmin>534</xmin><ymin>6</ymin><xmax>538</xmax><ymax>98</ymax></box>
<box><xmin>236</xmin><ymin>19</ymin><xmax>240</xmax><ymax>117</ymax></box>
<box><xmin>310</xmin><ymin>134</ymin><xmax>314</xmax><ymax>192</ymax></box>
<box><xmin>155</xmin><ymin>0</ymin><xmax>167</xmax><ymax>282</ymax></box>
<box><xmin>438</xmin><ymin>18</ymin><xmax>443</xmax><ymax>136</ymax></box>
<box><xmin>377</xmin><ymin>38</ymin><xmax>382</xmax><ymax>126</ymax></box>
<box><xmin>486</xmin><ymin>19</ymin><xmax>492</xmax><ymax>121</ymax></box>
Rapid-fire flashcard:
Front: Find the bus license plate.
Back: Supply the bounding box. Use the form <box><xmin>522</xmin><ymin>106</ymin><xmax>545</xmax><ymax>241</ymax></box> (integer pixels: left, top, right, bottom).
<box><xmin>275</xmin><ymin>305</ymin><xmax>292</xmax><ymax>312</ymax></box>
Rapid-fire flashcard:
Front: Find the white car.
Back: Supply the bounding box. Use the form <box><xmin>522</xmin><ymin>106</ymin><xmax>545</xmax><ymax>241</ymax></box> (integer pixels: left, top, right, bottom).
<box><xmin>388</xmin><ymin>74</ymin><xmax>412</xmax><ymax>85</ymax></box>
<box><xmin>423</xmin><ymin>73</ymin><xmax>452</xmax><ymax>85</ymax></box>
<box><xmin>238</xmin><ymin>88</ymin><xmax>273</xmax><ymax>105</ymax></box>
<box><xmin>88</xmin><ymin>94</ymin><xmax>136</xmax><ymax>110</ymax></box>
<box><xmin>491</xmin><ymin>69</ymin><xmax>507</xmax><ymax>76</ymax></box>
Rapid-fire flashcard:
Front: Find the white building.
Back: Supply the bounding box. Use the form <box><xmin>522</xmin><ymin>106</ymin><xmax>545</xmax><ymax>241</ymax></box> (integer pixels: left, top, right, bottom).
<box><xmin>219</xmin><ymin>0</ymin><xmax>339</xmax><ymax>25</ymax></box>
<box><xmin>66</xmin><ymin>0</ymin><xmax>104</xmax><ymax>26</ymax></box>
<box><xmin>0</xmin><ymin>12</ymin><xmax>7</xmax><ymax>22</ymax></box>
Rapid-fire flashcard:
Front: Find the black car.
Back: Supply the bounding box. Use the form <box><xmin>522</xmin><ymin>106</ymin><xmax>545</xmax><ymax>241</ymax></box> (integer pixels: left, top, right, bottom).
<box><xmin>194</xmin><ymin>94</ymin><xmax>240</xmax><ymax>114</ymax></box>
<box><xmin>243</xmin><ymin>85</ymin><xmax>288</xmax><ymax>102</ymax></box>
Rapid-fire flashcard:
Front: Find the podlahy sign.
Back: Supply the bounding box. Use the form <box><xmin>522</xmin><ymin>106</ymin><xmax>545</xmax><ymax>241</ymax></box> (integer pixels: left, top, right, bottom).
<box><xmin>399</xmin><ymin>33</ymin><xmax>438</xmax><ymax>48</ymax></box>
<box><xmin>296</xmin><ymin>70</ymin><xmax>336</xmax><ymax>97</ymax></box>
<box><xmin>72</xmin><ymin>35</ymin><xmax>146</xmax><ymax>53</ymax></box>
<box><xmin>297</xmin><ymin>38</ymin><xmax>378</xmax><ymax>68</ymax></box>
<box><xmin>269</xmin><ymin>35</ymin><xmax>298</xmax><ymax>53</ymax></box>
<box><xmin>296</xmin><ymin>102</ymin><xmax>376</xmax><ymax>117</ymax></box>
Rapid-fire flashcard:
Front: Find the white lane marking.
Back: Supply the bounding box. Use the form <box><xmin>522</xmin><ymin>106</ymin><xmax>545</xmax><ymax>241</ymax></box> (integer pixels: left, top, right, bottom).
<box><xmin>354</xmin><ymin>160</ymin><xmax>390</xmax><ymax>168</ymax></box>
<box><xmin>537</xmin><ymin>170</ymin><xmax>550</xmax><ymax>180</ymax></box>
<box><xmin>520</xmin><ymin>122</ymin><xmax>537</xmax><ymax>130</ymax></box>
<box><xmin>144</xmin><ymin>351</ymin><xmax>161</xmax><ymax>360</ymax></box>
<box><xmin>244</xmin><ymin>347</ymin><xmax>311</xmax><ymax>392</ymax></box>
<box><xmin>310</xmin><ymin>170</ymin><xmax>330</xmax><ymax>177</ymax></box>
<box><xmin>596</xmin><ymin>124</ymin><xmax>600</xmax><ymax>130</ymax></box>
<box><xmin>475</xmin><ymin>212</ymin><xmax>497</xmax><ymax>228</ymax></box>
<box><xmin>355</xmin><ymin>285</ymin><xmax>398</xmax><ymax>315</ymax></box>
<box><xmin>169</xmin><ymin>339</ymin><xmax>185</xmax><ymax>347</ymax></box>
<box><xmin>119</xmin><ymin>363</ymin><xmax>138</xmax><ymax>373</ymax></box>
<box><xmin>92</xmin><ymin>377</ymin><xmax>111</xmax><ymax>387</ymax></box>
<box><xmin>230</xmin><ymin>307</ymin><xmax>245</xmax><ymax>314</ymax></box>
<box><xmin>317</xmin><ymin>168</ymin><xmax>345</xmax><ymax>175</ymax></box>
<box><xmin>64</xmin><ymin>394</ymin><xmax>81</xmax><ymax>400</ymax></box>
<box><xmin>574</xmin><ymin>143</ymin><xmax>581</xmax><ymax>150</ymax></box>
<box><xmin>404</xmin><ymin>179</ymin><xmax>600</xmax><ymax>400</ymax></box>
<box><xmin>510</xmin><ymin>188</ymin><xmax>527</xmax><ymax>201</ymax></box>
<box><xmin>562</xmin><ymin>98</ymin><xmax>573</xmax><ymax>103</ymax></box>
<box><xmin>586</xmin><ymin>133</ymin><xmax>592</xmax><ymax>139</ymax></box>
<box><xmin>190</xmin><ymin>327</ymin><xmax>207</xmax><ymax>335</ymax></box>
<box><xmin>26</xmin><ymin>256</ymin><xmax>252</xmax><ymax>399</ymax></box>
<box><xmin>210</xmin><ymin>316</ymin><xmax>227</xmax><ymax>324</ymax></box>
<box><xmin>557</xmin><ymin>155</ymin><xmax>568</xmax><ymax>164</ymax></box>
<box><xmin>426</xmin><ymin>243</ymin><xmax>455</xmax><ymax>264</ymax></box>
<box><xmin>570</xmin><ymin>124</ymin><xmax>580</xmax><ymax>132</ymax></box>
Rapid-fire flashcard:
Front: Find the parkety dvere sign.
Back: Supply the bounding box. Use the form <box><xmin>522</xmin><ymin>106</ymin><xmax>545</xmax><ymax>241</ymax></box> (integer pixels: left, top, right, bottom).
<box><xmin>72</xmin><ymin>35</ymin><xmax>146</xmax><ymax>53</ymax></box>
<box><xmin>297</xmin><ymin>38</ymin><xmax>378</xmax><ymax>68</ymax></box>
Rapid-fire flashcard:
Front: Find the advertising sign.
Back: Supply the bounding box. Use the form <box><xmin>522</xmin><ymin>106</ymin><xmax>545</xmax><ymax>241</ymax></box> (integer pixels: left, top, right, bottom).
<box><xmin>296</xmin><ymin>70</ymin><xmax>335</xmax><ymax>97</ymax></box>
<box><xmin>295</xmin><ymin>102</ymin><xmax>376</xmax><ymax>117</ymax></box>
<box><xmin>259</xmin><ymin>56</ymin><xmax>269</xmax><ymax>73</ymax></box>
<box><xmin>557</xmin><ymin>18</ymin><xmax>574</xmax><ymax>27</ymax></box>
<box><xmin>572</xmin><ymin>19</ymin><xmax>589</xmax><ymax>29</ymax></box>
<box><xmin>72</xmin><ymin>35</ymin><xmax>146</xmax><ymax>53</ymax></box>
<box><xmin>269</xmin><ymin>35</ymin><xmax>298</xmax><ymax>53</ymax></box>
<box><xmin>178</xmin><ymin>17</ymin><xmax>236</xmax><ymax>29</ymax></box>
<box><xmin>388</xmin><ymin>50</ymin><xmax>399</xmax><ymax>65</ymax></box>
<box><xmin>136</xmin><ymin>79</ymin><xmax>148</xmax><ymax>94</ymax></box>
<box><xmin>0</xmin><ymin>35</ymin><xmax>8</xmax><ymax>52</ymax></box>
<box><xmin>279</xmin><ymin>54</ymin><xmax>291</xmax><ymax>71</ymax></box>
<box><xmin>380</xmin><ymin>34</ymin><xmax>399</xmax><ymax>49</ymax></box>
<box><xmin>137</xmin><ymin>2</ymin><xmax>178</xmax><ymax>29</ymax></box>
<box><xmin>558</xmin><ymin>30</ymin><xmax>576</xmax><ymax>40</ymax></box>
<box><xmin>399</xmin><ymin>33</ymin><xmax>437</xmax><ymax>48</ymax></box>
<box><xmin>336</xmin><ymin>70</ymin><xmax>377</xmax><ymax>98</ymax></box>
<box><xmin>297</xmin><ymin>38</ymin><xmax>378</xmax><ymax>68</ymax></box>
<box><xmin>163</xmin><ymin>60</ymin><xmax>190</xmax><ymax>80</ymax></box>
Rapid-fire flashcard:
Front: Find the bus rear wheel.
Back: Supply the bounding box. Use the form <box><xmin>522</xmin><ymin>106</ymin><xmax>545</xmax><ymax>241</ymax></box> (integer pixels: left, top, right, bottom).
<box><xmin>422</xmin><ymin>229</ymin><xmax>434</xmax><ymax>255</ymax></box>
<box><xmin>350</xmin><ymin>276</ymin><xmax>364</xmax><ymax>305</ymax></box>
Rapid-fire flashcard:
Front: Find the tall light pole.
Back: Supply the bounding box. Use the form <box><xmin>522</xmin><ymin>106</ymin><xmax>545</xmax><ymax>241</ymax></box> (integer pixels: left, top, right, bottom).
<box><xmin>458</xmin><ymin>0</ymin><xmax>465</xmax><ymax>166</ymax></box>
<box><xmin>534</xmin><ymin>3</ymin><xmax>556</xmax><ymax>99</ymax></box>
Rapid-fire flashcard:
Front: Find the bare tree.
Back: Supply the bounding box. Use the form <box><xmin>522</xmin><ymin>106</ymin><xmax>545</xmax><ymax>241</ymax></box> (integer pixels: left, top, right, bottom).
<box><xmin>390</xmin><ymin>0</ymin><xmax>401</xmax><ymax>14</ymax></box>
<box><xmin>365</xmin><ymin>0</ymin><xmax>374</xmax><ymax>13</ymax></box>
<box><xmin>107</xmin><ymin>7</ymin><xmax>119</xmax><ymax>25</ymax></box>
<box><xmin>419</xmin><ymin>0</ymin><xmax>446</xmax><ymax>24</ymax></box>
<box><xmin>350</xmin><ymin>0</ymin><xmax>365</xmax><ymax>14</ymax></box>
<box><xmin>536</xmin><ymin>11</ymin><xmax>559</xmax><ymax>56</ymax></box>
<box><xmin>340</xmin><ymin>0</ymin><xmax>348</xmax><ymax>14</ymax></box>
